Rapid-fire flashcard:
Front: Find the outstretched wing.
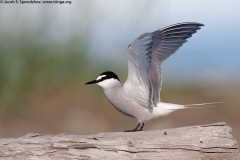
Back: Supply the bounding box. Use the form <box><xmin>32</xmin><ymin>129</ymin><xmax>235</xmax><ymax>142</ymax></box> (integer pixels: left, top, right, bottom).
<box><xmin>124</xmin><ymin>22</ymin><xmax>204</xmax><ymax>111</ymax></box>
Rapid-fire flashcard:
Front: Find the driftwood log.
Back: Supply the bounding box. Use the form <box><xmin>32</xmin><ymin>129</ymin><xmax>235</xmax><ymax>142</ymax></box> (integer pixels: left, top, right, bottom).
<box><xmin>0</xmin><ymin>122</ymin><xmax>239</xmax><ymax>160</ymax></box>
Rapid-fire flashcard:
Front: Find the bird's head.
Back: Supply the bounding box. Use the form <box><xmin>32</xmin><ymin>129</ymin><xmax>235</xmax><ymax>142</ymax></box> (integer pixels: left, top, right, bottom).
<box><xmin>85</xmin><ymin>71</ymin><xmax>121</xmax><ymax>89</ymax></box>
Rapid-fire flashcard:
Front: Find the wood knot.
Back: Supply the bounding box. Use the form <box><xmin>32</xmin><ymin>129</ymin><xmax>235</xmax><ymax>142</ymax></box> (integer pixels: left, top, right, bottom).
<box><xmin>163</xmin><ymin>131</ymin><xmax>167</xmax><ymax>135</ymax></box>
<box><xmin>127</xmin><ymin>139</ymin><xmax>135</xmax><ymax>147</ymax></box>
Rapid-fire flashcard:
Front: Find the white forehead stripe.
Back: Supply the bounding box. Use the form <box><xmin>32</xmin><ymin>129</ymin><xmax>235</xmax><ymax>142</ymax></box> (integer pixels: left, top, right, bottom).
<box><xmin>97</xmin><ymin>75</ymin><xmax>106</xmax><ymax>80</ymax></box>
<box><xmin>97</xmin><ymin>78</ymin><xmax>119</xmax><ymax>89</ymax></box>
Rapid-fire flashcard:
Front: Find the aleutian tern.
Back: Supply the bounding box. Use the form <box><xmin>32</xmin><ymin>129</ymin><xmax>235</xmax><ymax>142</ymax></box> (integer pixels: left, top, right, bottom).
<box><xmin>85</xmin><ymin>22</ymin><xmax>220</xmax><ymax>132</ymax></box>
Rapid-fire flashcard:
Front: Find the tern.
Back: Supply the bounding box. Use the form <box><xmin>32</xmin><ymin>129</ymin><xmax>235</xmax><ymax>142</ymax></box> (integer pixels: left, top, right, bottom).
<box><xmin>86</xmin><ymin>22</ymin><xmax>220</xmax><ymax>132</ymax></box>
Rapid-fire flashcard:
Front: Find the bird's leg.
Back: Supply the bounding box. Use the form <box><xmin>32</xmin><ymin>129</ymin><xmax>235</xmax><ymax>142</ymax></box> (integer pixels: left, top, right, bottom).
<box><xmin>125</xmin><ymin>122</ymin><xmax>144</xmax><ymax>132</ymax></box>
<box><xmin>139</xmin><ymin>122</ymin><xmax>145</xmax><ymax>131</ymax></box>
<box><xmin>125</xmin><ymin>123</ymin><xmax>141</xmax><ymax>132</ymax></box>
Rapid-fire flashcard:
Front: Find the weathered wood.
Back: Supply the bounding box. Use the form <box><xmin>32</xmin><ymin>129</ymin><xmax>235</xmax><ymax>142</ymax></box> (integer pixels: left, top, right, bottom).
<box><xmin>0</xmin><ymin>122</ymin><xmax>239</xmax><ymax>160</ymax></box>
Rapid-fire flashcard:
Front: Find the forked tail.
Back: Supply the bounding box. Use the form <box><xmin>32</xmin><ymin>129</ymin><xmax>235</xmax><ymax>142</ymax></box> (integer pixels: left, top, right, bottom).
<box><xmin>183</xmin><ymin>102</ymin><xmax>224</xmax><ymax>108</ymax></box>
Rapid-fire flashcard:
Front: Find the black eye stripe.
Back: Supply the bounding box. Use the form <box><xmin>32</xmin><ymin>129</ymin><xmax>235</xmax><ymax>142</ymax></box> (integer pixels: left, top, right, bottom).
<box><xmin>98</xmin><ymin>71</ymin><xmax>120</xmax><ymax>82</ymax></box>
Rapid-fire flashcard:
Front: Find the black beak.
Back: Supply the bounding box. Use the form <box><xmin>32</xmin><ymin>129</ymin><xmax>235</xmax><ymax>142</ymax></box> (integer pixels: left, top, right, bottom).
<box><xmin>85</xmin><ymin>80</ymin><xmax>98</xmax><ymax>85</ymax></box>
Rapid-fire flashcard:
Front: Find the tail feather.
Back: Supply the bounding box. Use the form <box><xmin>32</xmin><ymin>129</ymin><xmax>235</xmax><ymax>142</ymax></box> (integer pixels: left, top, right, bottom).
<box><xmin>183</xmin><ymin>102</ymin><xmax>223</xmax><ymax>108</ymax></box>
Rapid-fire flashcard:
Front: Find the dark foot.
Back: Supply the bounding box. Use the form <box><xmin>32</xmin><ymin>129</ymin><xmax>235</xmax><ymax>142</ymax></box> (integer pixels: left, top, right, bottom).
<box><xmin>125</xmin><ymin>122</ymin><xmax>145</xmax><ymax>132</ymax></box>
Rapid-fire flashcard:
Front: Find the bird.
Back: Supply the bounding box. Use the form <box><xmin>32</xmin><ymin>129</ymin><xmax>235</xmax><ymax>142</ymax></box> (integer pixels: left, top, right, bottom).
<box><xmin>85</xmin><ymin>22</ymin><xmax>221</xmax><ymax>132</ymax></box>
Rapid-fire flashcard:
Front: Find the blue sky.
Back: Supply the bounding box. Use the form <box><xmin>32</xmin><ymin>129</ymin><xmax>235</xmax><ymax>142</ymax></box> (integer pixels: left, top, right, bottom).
<box><xmin>86</xmin><ymin>0</ymin><xmax>240</xmax><ymax>82</ymax></box>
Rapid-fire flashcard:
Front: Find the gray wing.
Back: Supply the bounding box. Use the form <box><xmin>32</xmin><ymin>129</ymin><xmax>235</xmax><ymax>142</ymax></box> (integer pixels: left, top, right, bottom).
<box><xmin>124</xmin><ymin>22</ymin><xmax>204</xmax><ymax>111</ymax></box>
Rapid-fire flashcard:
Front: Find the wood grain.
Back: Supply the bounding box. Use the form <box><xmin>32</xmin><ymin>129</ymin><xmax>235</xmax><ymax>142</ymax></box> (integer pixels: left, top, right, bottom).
<box><xmin>0</xmin><ymin>122</ymin><xmax>239</xmax><ymax>160</ymax></box>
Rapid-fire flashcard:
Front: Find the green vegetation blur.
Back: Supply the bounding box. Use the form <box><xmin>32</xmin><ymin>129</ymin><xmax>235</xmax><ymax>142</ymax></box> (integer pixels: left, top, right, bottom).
<box><xmin>0</xmin><ymin>34</ymin><xmax>85</xmax><ymax>112</ymax></box>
